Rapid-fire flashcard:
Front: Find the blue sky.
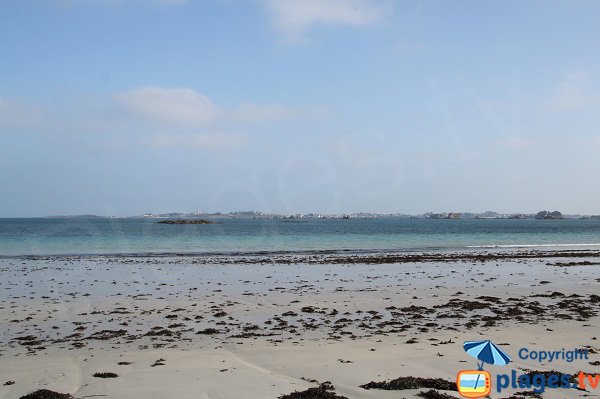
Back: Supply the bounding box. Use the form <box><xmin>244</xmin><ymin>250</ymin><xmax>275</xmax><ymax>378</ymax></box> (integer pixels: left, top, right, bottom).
<box><xmin>1</xmin><ymin>0</ymin><xmax>600</xmax><ymax>216</ymax></box>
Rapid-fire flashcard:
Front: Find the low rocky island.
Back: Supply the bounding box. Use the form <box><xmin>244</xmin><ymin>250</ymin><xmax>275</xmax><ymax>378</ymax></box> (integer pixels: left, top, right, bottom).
<box><xmin>157</xmin><ymin>219</ymin><xmax>219</xmax><ymax>224</ymax></box>
<box><xmin>535</xmin><ymin>210</ymin><xmax>563</xmax><ymax>219</ymax></box>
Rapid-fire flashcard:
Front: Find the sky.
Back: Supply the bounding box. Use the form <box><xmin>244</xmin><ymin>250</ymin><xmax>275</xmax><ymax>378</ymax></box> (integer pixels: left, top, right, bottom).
<box><xmin>1</xmin><ymin>0</ymin><xmax>600</xmax><ymax>217</ymax></box>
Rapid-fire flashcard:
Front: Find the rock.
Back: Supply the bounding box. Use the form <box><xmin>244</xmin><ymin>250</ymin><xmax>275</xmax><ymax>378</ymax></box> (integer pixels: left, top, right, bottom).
<box><xmin>93</xmin><ymin>372</ymin><xmax>118</xmax><ymax>378</ymax></box>
<box><xmin>196</xmin><ymin>328</ymin><xmax>221</xmax><ymax>335</ymax></box>
<box><xmin>417</xmin><ymin>389</ymin><xmax>457</xmax><ymax>399</ymax></box>
<box><xmin>278</xmin><ymin>382</ymin><xmax>348</xmax><ymax>399</ymax></box>
<box><xmin>535</xmin><ymin>211</ymin><xmax>563</xmax><ymax>219</ymax></box>
<box><xmin>19</xmin><ymin>390</ymin><xmax>73</xmax><ymax>399</ymax></box>
<box><xmin>360</xmin><ymin>376</ymin><xmax>456</xmax><ymax>391</ymax></box>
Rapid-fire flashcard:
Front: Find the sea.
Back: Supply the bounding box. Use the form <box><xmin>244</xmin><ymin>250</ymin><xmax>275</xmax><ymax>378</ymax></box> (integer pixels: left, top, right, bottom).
<box><xmin>1</xmin><ymin>217</ymin><xmax>600</xmax><ymax>257</ymax></box>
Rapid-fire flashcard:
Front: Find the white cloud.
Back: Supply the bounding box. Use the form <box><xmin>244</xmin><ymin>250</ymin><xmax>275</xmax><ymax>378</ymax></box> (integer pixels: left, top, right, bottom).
<box><xmin>1</xmin><ymin>86</ymin><xmax>326</xmax><ymax>154</ymax></box>
<box><xmin>115</xmin><ymin>86</ymin><xmax>327</xmax><ymax>127</ymax></box>
<box><xmin>115</xmin><ymin>86</ymin><xmax>218</xmax><ymax>127</ymax></box>
<box><xmin>2</xmin><ymin>87</ymin><xmax>323</xmax><ymax>133</ymax></box>
<box><xmin>150</xmin><ymin>133</ymin><xmax>248</xmax><ymax>149</ymax></box>
<box><xmin>262</xmin><ymin>0</ymin><xmax>388</xmax><ymax>43</ymax></box>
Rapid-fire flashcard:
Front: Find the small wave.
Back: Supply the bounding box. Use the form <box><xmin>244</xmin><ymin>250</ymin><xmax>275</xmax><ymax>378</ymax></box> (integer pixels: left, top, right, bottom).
<box><xmin>466</xmin><ymin>243</ymin><xmax>600</xmax><ymax>248</ymax></box>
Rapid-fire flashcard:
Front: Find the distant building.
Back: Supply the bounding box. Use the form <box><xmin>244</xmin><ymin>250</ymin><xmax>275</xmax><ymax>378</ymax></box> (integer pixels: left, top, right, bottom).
<box><xmin>427</xmin><ymin>212</ymin><xmax>461</xmax><ymax>219</ymax></box>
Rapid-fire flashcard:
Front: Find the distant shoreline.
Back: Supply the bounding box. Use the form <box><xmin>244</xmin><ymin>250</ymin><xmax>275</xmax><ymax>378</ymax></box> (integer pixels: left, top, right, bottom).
<box><xmin>3</xmin><ymin>210</ymin><xmax>600</xmax><ymax>220</ymax></box>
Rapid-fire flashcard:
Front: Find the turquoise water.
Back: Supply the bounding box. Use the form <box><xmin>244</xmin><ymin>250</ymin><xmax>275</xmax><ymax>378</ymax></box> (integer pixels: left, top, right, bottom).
<box><xmin>1</xmin><ymin>218</ymin><xmax>600</xmax><ymax>256</ymax></box>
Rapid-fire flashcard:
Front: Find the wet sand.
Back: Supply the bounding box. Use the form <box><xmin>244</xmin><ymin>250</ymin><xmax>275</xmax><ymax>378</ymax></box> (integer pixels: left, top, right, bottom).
<box><xmin>0</xmin><ymin>251</ymin><xmax>599</xmax><ymax>399</ymax></box>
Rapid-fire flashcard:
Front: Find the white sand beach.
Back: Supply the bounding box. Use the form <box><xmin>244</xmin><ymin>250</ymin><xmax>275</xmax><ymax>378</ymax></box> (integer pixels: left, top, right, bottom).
<box><xmin>1</xmin><ymin>252</ymin><xmax>599</xmax><ymax>399</ymax></box>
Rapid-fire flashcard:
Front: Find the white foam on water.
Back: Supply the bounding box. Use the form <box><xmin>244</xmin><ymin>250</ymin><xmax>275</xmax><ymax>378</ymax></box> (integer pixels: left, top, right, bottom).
<box><xmin>466</xmin><ymin>243</ymin><xmax>600</xmax><ymax>248</ymax></box>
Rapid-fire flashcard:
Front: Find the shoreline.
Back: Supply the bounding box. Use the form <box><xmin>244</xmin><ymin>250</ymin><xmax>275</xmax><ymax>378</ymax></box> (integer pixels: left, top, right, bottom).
<box><xmin>2</xmin><ymin>248</ymin><xmax>600</xmax><ymax>264</ymax></box>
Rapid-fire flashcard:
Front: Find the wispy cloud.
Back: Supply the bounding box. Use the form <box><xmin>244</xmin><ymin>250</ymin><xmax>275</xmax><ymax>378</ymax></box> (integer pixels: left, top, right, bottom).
<box><xmin>115</xmin><ymin>86</ymin><xmax>218</xmax><ymax>127</ymax></box>
<box><xmin>262</xmin><ymin>0</ymin><xmax>389</xmax><ymax>43</ymax></box>
<box><xmin>115</xmin><ymin>86</ymin><xmax>327</xmax><ymax>127</ymax></box>
<box><xmin>1</xmin><ymin>86</ymin><xmax>328</xmax><ymax>151</ymax></box>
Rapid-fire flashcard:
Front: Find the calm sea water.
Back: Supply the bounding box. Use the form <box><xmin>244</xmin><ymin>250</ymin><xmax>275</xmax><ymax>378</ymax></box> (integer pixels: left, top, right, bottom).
<box><xmin>1</xmin><ymin>218</ymin><xmax>600</xmax><ymax>256</ymax></box>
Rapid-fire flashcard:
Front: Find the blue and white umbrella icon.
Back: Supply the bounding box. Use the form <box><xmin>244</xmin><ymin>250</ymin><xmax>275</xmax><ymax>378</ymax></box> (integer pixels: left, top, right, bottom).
<box><xmin>463</xmin><ymin>340</ymin><xmax>511</xmax><ymax>392</ymax></box>
<box><xmin>463</xmin><ymin>339</ymin><xmax>511</xmax><ymax>370</ymax></box>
